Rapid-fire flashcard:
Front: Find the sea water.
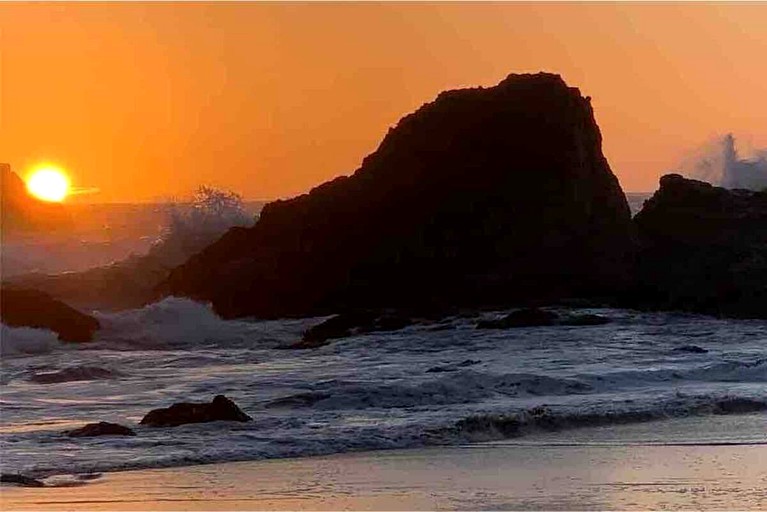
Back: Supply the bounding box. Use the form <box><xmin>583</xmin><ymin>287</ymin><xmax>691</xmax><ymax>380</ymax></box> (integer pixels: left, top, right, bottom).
<box><xmin>2</xmin><ymin>298</ymin><xmax>765</xmax><ymax>479</ymax></box>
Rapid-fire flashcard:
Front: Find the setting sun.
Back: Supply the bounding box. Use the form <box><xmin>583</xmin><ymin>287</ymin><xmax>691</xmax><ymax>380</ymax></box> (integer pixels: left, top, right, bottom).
<box><xmin>26</xmin><ymin>166</ymin><xmax>70</xmax><ymax>202</ymax></box>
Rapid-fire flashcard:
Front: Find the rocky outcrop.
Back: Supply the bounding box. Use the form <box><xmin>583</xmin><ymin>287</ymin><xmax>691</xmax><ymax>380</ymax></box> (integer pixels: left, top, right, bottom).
<box><xmin>161</xmin><ymin>73</ymin><xmax>635</xmax><ymax>318</ymax></box>
<box><xmin>140</xmin><ymin>395</ymin><xmax>252</xmax><ymax>427</ymax></box>
<box><xmin>633</xmin><ymin>174</ymin><xmax>767</xmax><ymax>318</ymax></box>
<box><xmin>67</xmin><ymin>422</ymin><xmax>136</xmax><ymax>438</ymax></box>
<box><xmin>0</xmin><ymin>287</ymin><xmax>100</xmax><ymax>342</ymax></box>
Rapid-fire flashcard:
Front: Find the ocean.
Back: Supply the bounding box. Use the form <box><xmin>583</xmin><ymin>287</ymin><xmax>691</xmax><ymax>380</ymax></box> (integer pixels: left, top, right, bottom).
<box><xmin>2</xmin><ymin>197</ymin><xmax>766</xmax><ymax>481</ymax></box>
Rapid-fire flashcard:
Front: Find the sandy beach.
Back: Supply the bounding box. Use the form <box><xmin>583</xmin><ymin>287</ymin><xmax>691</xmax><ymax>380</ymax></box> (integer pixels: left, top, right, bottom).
<box><xmin>3</xmin><ymin>435</ymin><xmax>766</xmax><ymax>510</ymax></box>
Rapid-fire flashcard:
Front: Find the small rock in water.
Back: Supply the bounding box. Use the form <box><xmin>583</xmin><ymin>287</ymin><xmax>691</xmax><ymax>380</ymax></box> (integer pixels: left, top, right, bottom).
<box><xmin>0</xmin><ymin>473</ymin><xmax>45</xmax><ymax>487</ymax></box>
<box><xmin>140</xmin><ymin>395</ymin><xmax>252</xmax><ymax>427</ymax></box>
<box><xmin>67</xmin><ymin>422</ymin><xmax>136</xmax><ymax>438</ymax></box>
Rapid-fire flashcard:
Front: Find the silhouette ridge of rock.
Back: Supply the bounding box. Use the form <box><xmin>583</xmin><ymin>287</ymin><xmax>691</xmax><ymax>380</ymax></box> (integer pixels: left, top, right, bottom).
<box><xmin>161</xmin><ymin>72</ymin><xmax>635</xmax><ymax>318</ymax></box>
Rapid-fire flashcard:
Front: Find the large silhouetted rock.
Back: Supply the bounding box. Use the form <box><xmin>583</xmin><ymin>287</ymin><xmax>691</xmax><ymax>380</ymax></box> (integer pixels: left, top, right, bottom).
<box><xmin>161</xmin><ymin>73</ymin><xmax>635</xmax><ymax>318</ymax></box>
<box><xmin>1</xmin><ymin>287</ymin><xmax>100</xmax><ymax>342</ymax></box>
<box><xmin>633</xmin><ymin>174</ymin><xmax>767</xmax><ymax>318</ymax></box>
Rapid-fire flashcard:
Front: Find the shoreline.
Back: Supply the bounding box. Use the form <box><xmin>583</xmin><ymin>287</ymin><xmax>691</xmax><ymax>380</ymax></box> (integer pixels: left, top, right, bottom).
<box><xmin>2</xmin><ymin>414</ymin><xmax>766</xmax><ymax>510</ymax></box>
<box><xmin>2</xmin><ymin>441</ymin><xmax>766</xmax><ymax>511</ymax></box>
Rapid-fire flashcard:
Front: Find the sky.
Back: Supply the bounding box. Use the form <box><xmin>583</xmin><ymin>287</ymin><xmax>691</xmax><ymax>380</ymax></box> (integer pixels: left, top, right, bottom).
<box><xmin>1</xmin><ymin>2</ymin><xmax>765</xmax><ymax>202</ymax></box>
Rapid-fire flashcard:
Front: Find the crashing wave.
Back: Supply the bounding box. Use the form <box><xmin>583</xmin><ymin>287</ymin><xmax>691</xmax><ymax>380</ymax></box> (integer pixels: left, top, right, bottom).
<box><xmin>676</xmin><ymin>134</ymin><xmax>767</xmax><ymax>190</ymax></box>
<box><xmin>0</xmin><ymin>324</ymin><xmax>60</xmax><ymax>357</ymax></box>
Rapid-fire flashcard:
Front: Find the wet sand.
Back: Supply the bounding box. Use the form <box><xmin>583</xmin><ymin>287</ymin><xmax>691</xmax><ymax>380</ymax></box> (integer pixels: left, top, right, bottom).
<box><xmin>2</xmin><ymin>440</ymin><xmax>766</xmax><ymax>510</ymax></box>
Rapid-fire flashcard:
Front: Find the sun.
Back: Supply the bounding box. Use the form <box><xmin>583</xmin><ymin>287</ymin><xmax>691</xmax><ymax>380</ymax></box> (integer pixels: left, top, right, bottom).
<box><xmin>26</xmin><ymin>166</ymin><xmax>71</xmax><ymax>202</ymax></box>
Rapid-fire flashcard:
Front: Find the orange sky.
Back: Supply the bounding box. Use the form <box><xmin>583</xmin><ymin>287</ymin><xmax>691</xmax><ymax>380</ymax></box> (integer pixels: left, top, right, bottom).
<box><xmin>1</xmin><ymin>2</ymin><xmax>765</xmax><ymax>202</ymax></box>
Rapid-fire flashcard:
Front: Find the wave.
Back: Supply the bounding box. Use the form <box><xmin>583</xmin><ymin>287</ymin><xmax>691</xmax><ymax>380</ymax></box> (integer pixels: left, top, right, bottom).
<box><xmin>265</xmin><ymin>371</ymin><xmax>593</xmax><ymax>410</ymax></box>
<box><xmin>89</xmin><ymin>297</ymin><xmax>313</xmax><ymax>351</ymax></box>
<box><xmin>11</xmin><ymin>392</ymin><xmax>767</xmax><ymax>479</ymax></box>
<box><xmin>0</xmin><ymin>324</ymin><xmax>60</xmax><ymax>357</ymax></box>
<box><xmin>91</xmin><ymin>297</ymin><xmax>231</xmax><ymax>350</ymax></box>
<box><xmin>676</xmin><ymin>134</ymin><xmax>767</xmax><ymax>190</ymax></box>
<box><xmin>265</xmin><ymin>359</ymin><xmax>766</xmax><ymax>412</ymax></box>
<box><xmin>577</xmin><ymin>359</ymin><xmax>767</xmax><ymax>388</ymax></box>
<box><xmin>26</xmin><ymin>365</ymin><xmax>125</xmax><ymax>384</ymax></box>
<box><xmin>446</xmin><ymin>395</ymin><xmax>767</xmax><ymax>443</ymax></box>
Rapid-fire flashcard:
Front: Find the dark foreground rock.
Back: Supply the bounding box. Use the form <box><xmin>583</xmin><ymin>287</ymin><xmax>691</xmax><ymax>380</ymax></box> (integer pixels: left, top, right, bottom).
<box><xmin>476</xmin><ymin>308</ymin><xmax>610</xmax><ymax>329</ymax></box>
<box><xmin>140</xmin><ymin>395</ymin><xmax>252</xmax><ymax>427</ymax></box>
<box><xmin>0</xmin><ymin>287</ymin><xmax>100</xmax><ymax>342</ymax></box>
<box><xmin>161</xmin><ymin>73</ymin><xmax>635</xmax><ymax>319</ymax></box>
<box><xmin>67</xmin><ymin>422</ymin><xmax>136</xmax><ymax>438</ymax></box>
<box><xmin>0</xmin><ymin>473</ymin><xmax>45</xmax><ymax>487</ymax></box>
<box><xmin>633</xmin><ymin>174</ymin><xmax>767</xmax><ymax>318</ymax></box>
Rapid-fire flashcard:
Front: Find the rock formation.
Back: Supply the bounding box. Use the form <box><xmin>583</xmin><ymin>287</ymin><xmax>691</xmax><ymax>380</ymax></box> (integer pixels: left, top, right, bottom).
<box><xmin>161</xmin><ymin>73</ymin><xmax>635</xmax><ymax>318</ymax></box>
<box><xmin>633</xmin><ymin>174</ymin><xmax>767</xmax><ymax>318</ymax></box>
<box><xmin>140</xmin><ymin>395</ymin><xmax>252</xmax><ymax>427</ymax></box>
<box><xmin>0</xmin><ymin>287</ymin><xmax>100</xmax><ymax>342</ymax></box>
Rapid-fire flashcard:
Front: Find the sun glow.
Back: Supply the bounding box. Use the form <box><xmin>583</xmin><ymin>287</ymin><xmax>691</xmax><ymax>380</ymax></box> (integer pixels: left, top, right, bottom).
<box><xmin>26</xmin><ymin>166</ymin><xmax>70</xmax><ymax>202</ymax></box>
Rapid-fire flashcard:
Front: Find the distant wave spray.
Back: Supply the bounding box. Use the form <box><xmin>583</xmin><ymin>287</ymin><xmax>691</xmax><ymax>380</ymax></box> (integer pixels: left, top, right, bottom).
<box><xmin>676</xmin><ymin>134</ymin><xmax>767</xmax><ymax>190</ymax></box>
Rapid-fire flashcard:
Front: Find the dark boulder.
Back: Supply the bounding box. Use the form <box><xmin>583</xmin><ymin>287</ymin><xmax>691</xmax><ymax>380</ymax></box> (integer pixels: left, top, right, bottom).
<box><xmin>0</xmin><ymin>287</ymin><xmax>100</xmax><ymax>342</ymax></box>
<box><xmin>140</xmin><ymin>395</ymin><xmax>252</xmax><ymax>427</ymax></box>
<box><xmin>160</xmin><ymin>73</ymin><xmax>635</xmax><ymax>319</ymax></box>
<box><xmin>633</xmin><ymin>174</ymin><xmax>767</xmax><ymax>318</ymax></box>
<box><xmin>66</xmin><ymin>422</ymin><xmax>136</xmax><ymax>438</ymax></box>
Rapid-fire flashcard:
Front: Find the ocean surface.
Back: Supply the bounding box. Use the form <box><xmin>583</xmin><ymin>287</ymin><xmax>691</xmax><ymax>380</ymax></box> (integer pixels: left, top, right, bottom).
<box><xmin>1</xmin><ymin>299</ymin><xmax>766</xmax><ymax>479</ymax></box>
<box><xmin>2</xmin><ymin>196</ymin><xmax>765</xmax><ymax>482</ymax></box>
